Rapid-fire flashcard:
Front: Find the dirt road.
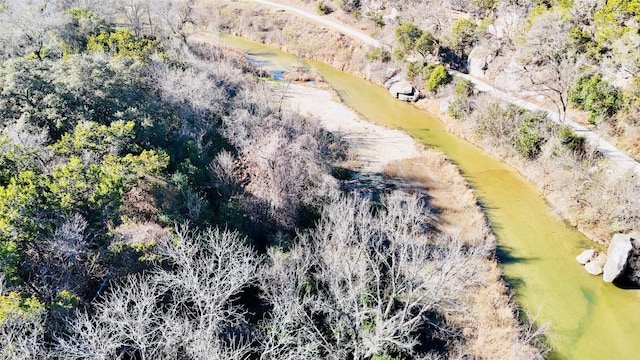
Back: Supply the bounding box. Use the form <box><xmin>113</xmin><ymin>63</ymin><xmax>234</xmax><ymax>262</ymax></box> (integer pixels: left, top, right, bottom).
<box><xmin>249</xmin><ymin>0</ymin><xmax>640</xmax><ymax>176</ymax></box>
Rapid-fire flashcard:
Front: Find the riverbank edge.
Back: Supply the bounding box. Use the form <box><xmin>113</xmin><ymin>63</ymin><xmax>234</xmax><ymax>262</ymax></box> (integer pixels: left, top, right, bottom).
<box><xmin>271</xmin><ymin>82</ymin><xmax>547</xmax><ymax>359</ymax></box>
<box><xmin>208</xmin><ymin>1</ymin><xmax>633</xmax><ymax>249</ymax></box>
<box><xmin>188</xmin><ymin>26</ymin><xmax>549</xmax><ymax>357</ymax></box>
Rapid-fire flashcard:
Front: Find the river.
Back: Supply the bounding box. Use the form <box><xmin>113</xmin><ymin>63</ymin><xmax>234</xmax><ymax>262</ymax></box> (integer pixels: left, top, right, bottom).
<box><xmin>220</xmin><ymin>35</ymin><xmax>640</xmax><ymax>359</ymax></box>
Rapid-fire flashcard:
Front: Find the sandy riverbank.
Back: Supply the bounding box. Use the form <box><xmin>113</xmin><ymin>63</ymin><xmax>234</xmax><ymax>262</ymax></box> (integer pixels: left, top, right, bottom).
<box><xmin>283</xmin><ymin>83</ymin><xmax>490</xmax><ymax>243</ymax></box>
<box><xmin>280</xmin><ymin>82</ymin><xmax>541</xmax><ymax>359</ymax></box>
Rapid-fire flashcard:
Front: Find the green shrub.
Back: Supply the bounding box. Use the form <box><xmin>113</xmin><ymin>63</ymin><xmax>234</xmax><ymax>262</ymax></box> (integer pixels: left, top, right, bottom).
<box><xmin>415</xmin><ymin>31</ymin><xmax>437</xmax><ymax>57</ymax></box>
<box><xmin>448</xmin><ymin>78</ymin><xmax>476</xmax><ymax>119</ymax></box>
<box><xmin>0</xmin><ymin>292</ymin><xmax>44</xmax><ymax>325</ymax></box>
<box><xmin>371</xmin><ymin>355</ymin><xmax>400</xmax><ymax>360</ymax></box>
<box><xmin>51</xmin><ymin>290</ymin><xmax>78</xmax><ymax>313</ymax></box>
<box><xmin>421</xmin><ymin>63</ymin><xmax>437</xmax><ymax>79</ymax></box>
<box><xmin>366</xmin><ymin>47</ymin><xmax>389</xmax><ymax>62</ymax></box>
<box><xmin>87</xmin><ymin>29</ymin><xmax>162</xmax><ymax>61</ymax></box>
<box><xmin>569</xmin><ymin>74</ymin><xmax>622</xmax><ymax>124</ymax></box>
<box><xmin>594</xmin><ymin>0</ymin><xmax>640</xmax><ymax>43</ymax></box>
<box><xmin>515</xmin><ymin>116</ymin><xmax>544</xmax><ymax>159</ymax></box>
<box><xmin>391</xmin><ymin>47</ymin><xmax>407</xmax><ymax>61</ymax></box>
<box><xmin>448</xmin><ymin>97</ymin><xmax>466</xmax><ymax>119</ymax></box>
<box><xmin>406</xmin><ymin>61</ymin><xmax>425</xmax><ymax>80</ymax></box>
<box><xmin>454</xmin><ymin>78</ymin><xmax>475</xmax><ymax>98</ymax></box>
<box><xmin>475</xmin><ymin>104</ymin><xmax>550</xmax><ymax>158</ymax></box>
<box><xmin>450</xmin><ymin>18</ymin><xmax>478</xmax><ymax>50</ymax></box>
<box><xmin>558</xmin><ymin>126</ymin><xmax>586</xmax><ymax>153</ymax></box>
<box><xmin>395</xmin><ymin>22</ymin><xmax>423</xmax><ymax>51</ymax></box>
<box><xmin>568</xmin><ymin>27</ymin><xmax>600</xmax><ymax>59</ymax></box>
<box><xmin>373</xmin><ymin>13</ymin><xmax>385</xmax><ymax>28</ymax></box>
<box><xmin>425</xmin><ymin>65</ymin><xmax>452</xmax><ymax>93</ymax></box>
<box><xmin>316</xmin><ymin>1</ymin><xmax>332</xmax><ymax>15</ymax></box>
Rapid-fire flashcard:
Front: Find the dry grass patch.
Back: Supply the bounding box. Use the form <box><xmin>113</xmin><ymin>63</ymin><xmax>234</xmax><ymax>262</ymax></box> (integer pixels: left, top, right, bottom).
<box><xmin>384</xmin><ymin>153</ymin><xmax>490</xmax><ymax>247</ymax></box>
<box><xmin>209</xmin><ymin>1</ymin><xmax>371</xmax><ymax>76</ymax></box>
<box><xmin>384</xmin><ymin>153</ymin><xmax>545</xmax><ymax>359</ymax></box>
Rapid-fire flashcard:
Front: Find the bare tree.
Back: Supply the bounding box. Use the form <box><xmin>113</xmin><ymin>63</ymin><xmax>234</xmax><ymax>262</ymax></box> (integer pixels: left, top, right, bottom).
<box><xmin>151</xmin><ymin>0</ymin><xmax>196</xmax><ymax>44</ymax></box>
<box><xmin>112</xmin><ymin>0</ymin><xmax>196</xmax><ymax>43</ymax></box>
<box><xmin>388</xmin><ymin>0</ymin><xmax>452</xmax><ymax>35</ymax></box>
<box><xmin>54</xmin><ymin>225</ymin><xmax>259</xmax><ymax>359</ymax></box>
<box><xmin>517</xmin><ymin>9</ymin><xmax>581</xmax><ymax>122</ymax></box>
<box><xmin>258</xmin><ymin>244</ymin><xmax>330</xmax><ymax>359</ymax></box>
<box><xmin>260</xmin><ymin>193</ymin><xmax>492</xmax><ymax>359</ymax></box>
<box><xmin>570</xmin><ymin>0</ymin><xmax>600</xmax><ymax>27</ymax></box>
<box><xmin>113</xmin><ymin>0</ymin><xmax>147</xmax><ymax>37</ymax></box>
<box><xmin>0</xmin><ymin>0</ymin><xmax>70</xmax><ymax>60</ymax></box>
<box><xmin>219</xmin><ymin>107</ymin><xmax>337</xmax><ymax>229</ymax></box>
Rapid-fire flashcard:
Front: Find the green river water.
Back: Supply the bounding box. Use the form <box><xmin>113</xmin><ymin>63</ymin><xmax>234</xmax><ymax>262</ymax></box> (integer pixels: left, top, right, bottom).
<box><xmin>221</xmin><ymin>35</ymin><xmax>640</xmax><ymax>359</ymax></box>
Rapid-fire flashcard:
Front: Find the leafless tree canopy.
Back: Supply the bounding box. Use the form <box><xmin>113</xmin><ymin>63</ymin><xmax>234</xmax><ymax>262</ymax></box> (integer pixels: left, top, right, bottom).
<box><xmin>260</xmin><ymin>193</ymin><xmax>492</xmax><ymax>359</ymax></box>
<box><xmin>45</xmin><ymin>192</ymin><xmax>501</xmax><ymax>359</ymax></box>
<box><xmin>52</xmin><ymin>226</ymin><xmax>259</xmax><ymax>360</ymax></box>
<box><xmin>517</xmin><ymin>10</ymin><xmax>580</xmax><ymax>122</ymax></box>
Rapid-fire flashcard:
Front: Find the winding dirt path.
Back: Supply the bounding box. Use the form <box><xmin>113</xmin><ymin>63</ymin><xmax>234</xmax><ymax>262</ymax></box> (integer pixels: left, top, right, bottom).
<box><xmin>249</xmin><ymin>0</ymin><xmax>640</xmax><ymax>177</ymax></box>
<box><xmin>249</xmin><ymin>0</ymin><xmax>382</xmax><ymax>47</ymax></box>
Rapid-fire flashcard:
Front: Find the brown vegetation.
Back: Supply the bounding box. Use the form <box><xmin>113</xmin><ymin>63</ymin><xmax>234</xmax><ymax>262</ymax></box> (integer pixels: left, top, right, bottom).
<box><xmin>210</xmin><ymin>1</ymin><xmax>372</xmax><ymax>76</ymax></box>
<box><xmin>383</xmin><ymin>154</ymin><xmax>547</xmax><ymax>359</ymax></box>
<box><xmin>422</xmin><ymin>91</ymin><xmax>640</xmax><ymax>245</ymax></box>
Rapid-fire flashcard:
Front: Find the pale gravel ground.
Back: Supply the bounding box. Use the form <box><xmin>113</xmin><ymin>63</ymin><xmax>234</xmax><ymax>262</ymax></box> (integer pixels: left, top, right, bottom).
<box><xmin>282</xmin><ymin>83</ymin><xmax>420</xmax><ymax>173</ymax></box>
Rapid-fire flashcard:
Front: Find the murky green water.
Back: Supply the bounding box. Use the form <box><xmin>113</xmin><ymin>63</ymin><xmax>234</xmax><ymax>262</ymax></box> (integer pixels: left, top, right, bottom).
<box><xmin>221</xmin><ymin>35</ymin><xmax>640</xmax><ymax>359</ymax></box>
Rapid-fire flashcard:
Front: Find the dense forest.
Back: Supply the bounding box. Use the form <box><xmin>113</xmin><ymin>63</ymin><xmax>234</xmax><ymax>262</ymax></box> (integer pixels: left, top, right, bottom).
<box><xmin>0</xmin><ymin>1</ymin><xmax>550</xmax><ymax>359</ymax></box>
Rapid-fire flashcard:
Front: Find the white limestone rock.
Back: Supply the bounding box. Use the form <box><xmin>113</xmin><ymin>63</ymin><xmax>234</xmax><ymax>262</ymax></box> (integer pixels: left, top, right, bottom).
<box><xmin>388</xmin><ymin>81</ymin><xmax>414</xmax><ymax>96</ymax></box>
<box><xmin>576</xmin><ymin>249</ymin><xmax>596</xmax><ymax>265</ymax></box>
<box><xmin>603</xmin><ymin>234</ymin><xmax>633</xmax><ymax>283</ymax></box>
<box><xmin>584</xmin><ymin>253</ymin><xmax>606</xmax><ymax>276</ymax></box>
<box><xmin>585</xmin><ymin>260</ymin><xmax>603</xmax><ymax>275</ymax></box>
<box><xmin>388</xmin><ymin>80</ymin><xmax>419</xmax><ymax>102</ymax></box>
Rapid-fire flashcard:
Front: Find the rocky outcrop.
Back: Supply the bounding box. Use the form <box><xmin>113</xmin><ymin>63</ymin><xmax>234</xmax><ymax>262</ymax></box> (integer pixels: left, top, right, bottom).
<box><xmin>386</xmin><ymin>78</ymin><xmax>419</xmax><ymax>102</ymax></box>
<box><xmin>576</xmin><ymin>249</ymin><xmax>596</xmax><ymax>265</ymax></box>
<box><xmin>388</xmin><ymin>81</ymin><xmax>413</xmax><ymax>96</ymax></box>
<box><xmin>603</xmin><ymin>234</ymin><xmax>633</xmax><ymax>283</ymax></box>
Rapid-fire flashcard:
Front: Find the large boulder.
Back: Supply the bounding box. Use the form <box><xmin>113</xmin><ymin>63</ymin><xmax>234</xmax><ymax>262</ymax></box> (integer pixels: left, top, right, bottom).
<box><xmin>603</xmin><ymin>234</ymin><xmax>633</xmax><ymax>283</ymax></box>
<box><xmin>387</xmin><ymin>80</ymin><xmax>419</xmax><ymax>102</ymax></box>
<box><xmin>388</xmin><ymin>80</ymin><xmax>414</xmax><ymax>96</ymax></box>
<box><xmin>576</xmin><ymin>249</ymin><xmax>596</xmax><ymax>265</ymax></box>
<box><xmin>398</xmin><ymin>92</ymin><xmax>420</xmax><ymax>102</ymax></box>
<box><xmin>468</xmin><ymin>45</ymin><xmax>492</xmax><ymax>78</ymax></box>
